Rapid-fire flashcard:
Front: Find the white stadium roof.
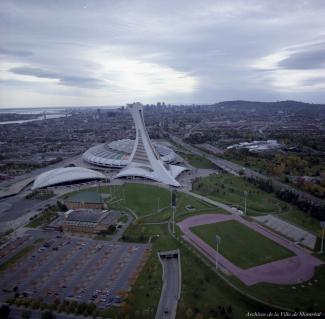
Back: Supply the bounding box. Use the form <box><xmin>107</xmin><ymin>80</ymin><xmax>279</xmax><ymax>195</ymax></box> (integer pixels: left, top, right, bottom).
<box><xmin>32</xmin><ymin>167</ymin><xmax>106</xmax><ymax>189</ymax></box>
<box><xmin>82</xmin><ymin>139</ymin><xmax>176</xmax><ymax>168</ymax></box>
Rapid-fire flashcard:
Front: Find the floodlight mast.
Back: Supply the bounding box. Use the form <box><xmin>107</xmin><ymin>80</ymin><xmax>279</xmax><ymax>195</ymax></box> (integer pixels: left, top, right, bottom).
<box><xmin>320</xmin><ymin>218</ymin><xmax>325</xmax><ymax>254</ymax></box>
<box><xmin>171</xmin><ymin>189</ymin><xmax>177</xmax><ymax>234</ymax></box>
<box><xmin>244</xmin><ymin>191</ymin><xmax>248</xmax><ymax>215</ymax></box>
<box><xmin>215</xmin><ymin>235</ymin><xmax>221</xmax><ymax>269</ymax></box>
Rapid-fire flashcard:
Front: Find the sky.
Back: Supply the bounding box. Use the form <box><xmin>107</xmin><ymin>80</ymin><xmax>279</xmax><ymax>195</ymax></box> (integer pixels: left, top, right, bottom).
<box><xmin>0</xmin><ymin>0</ymin><xmax>325</xmax><ymax>108</ymax></box>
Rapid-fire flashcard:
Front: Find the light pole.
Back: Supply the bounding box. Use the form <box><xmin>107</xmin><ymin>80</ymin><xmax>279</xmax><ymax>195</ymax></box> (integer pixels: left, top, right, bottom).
<box><xmin>171</xmin><ymin>190</ymin><xmax>177</xmax><ymax>234</ymax></box>
<box><xmin>320</xmin><ymin>220</ymin><xmax>325</xmax><ymax>254</ymax></box>
<box><xmin>157</xmin><ymin>197</ymin><xmax>160</xmax><ymax>213</ymax></box>
<box><xmin>215</xmin><ymin>235</ymin><xmax>221</xmax><ymax>269</ymax></box>
<box><xmin>244</xmin><ymin>191</ymin><xmax>248</xmax><ymax>215</ymax></box>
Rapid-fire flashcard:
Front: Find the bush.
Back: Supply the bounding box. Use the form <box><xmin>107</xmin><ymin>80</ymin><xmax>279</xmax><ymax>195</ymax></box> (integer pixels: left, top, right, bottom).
<box><xmin>41</xmin><ymin>310</ymin><xmax>55</xmax><ymax>319</ymax></box>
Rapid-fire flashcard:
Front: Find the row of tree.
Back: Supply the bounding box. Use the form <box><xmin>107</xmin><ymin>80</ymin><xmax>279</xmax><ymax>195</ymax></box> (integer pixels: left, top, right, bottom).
<box><xmin>7</xmin><ymin>297</ymin><xmax>98</xmax><ymax>317</ymax></box>
<box><xmin>0</xmin><ymin>305</ymin><xmax>55</xmax><ymax>319</ymax></box>
<box><xmin>245</xmin><ymin>176</ymin><xmax>325</xmax><ymax>222</ymax></box>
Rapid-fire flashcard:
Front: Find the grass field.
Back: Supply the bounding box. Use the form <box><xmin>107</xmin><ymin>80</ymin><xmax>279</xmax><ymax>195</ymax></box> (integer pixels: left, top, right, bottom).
<box><xmin>185</xmin><ymin>153</ymin><xmax>216</xmax><ymax>169</ymax></box>
<box><xmin>192</xmin><ymin>174</ymin><xmax>322</xmax><ymax>235</ymax></box>
<box><xmin>193</xmin><ymin>174</ymin><xmax>282</xmax><ymax>214</ymax></box>
<box><xmin>65</xmin><ymin>183</ymin><xmax>219</xmax><ymax>223</ymax></box>
<box><xmin>108</xmin><ymin>223</ymin><xmax>272</xmax><ymax>319</ymax></box>
<box><xmin>26</xmin><ymin>210</ymin><xmax>58</xmax><ymax>228</ymax></box>
<box><xmin>178</xmin><ymin>151</ymin><xmax>216</xmax><ymax>169</ymax></box>
<box><xmin>62</xmin><ymin>182</ymin><xmax>324</xmax><ymax>315</ymax></box>
<box><xmin>191</xmin><ymin>220</ymin><xmax>294</xmax><ymax>269</ymax></box>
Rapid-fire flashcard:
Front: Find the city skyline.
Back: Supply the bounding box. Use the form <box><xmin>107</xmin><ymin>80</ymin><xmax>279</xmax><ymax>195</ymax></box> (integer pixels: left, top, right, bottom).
<box><xmin>1</xmin><ymin>0</ymin><xmax>325</xmax><ymax>108</ymax></box>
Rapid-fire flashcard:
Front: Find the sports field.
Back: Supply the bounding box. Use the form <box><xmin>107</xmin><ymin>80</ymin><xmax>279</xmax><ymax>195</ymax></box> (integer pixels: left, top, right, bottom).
<box><xmin>64</xmin><ymin>183</ymin><xmax>217</xmax><ymax>222</ymax></box>
<box><xmin>191</xmin><ymin>220</ymin><xmax>294</xmax><ymax>269</ymax></box>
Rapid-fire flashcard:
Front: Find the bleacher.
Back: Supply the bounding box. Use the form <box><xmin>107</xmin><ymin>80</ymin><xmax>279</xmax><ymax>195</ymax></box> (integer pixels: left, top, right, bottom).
<box><xmin>254</xmin><ymin>214</ymin><xmax>316</xmax><ymax>249</ymax></box>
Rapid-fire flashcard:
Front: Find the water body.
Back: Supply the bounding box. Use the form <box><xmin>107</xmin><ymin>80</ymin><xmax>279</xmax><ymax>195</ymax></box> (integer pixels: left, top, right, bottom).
<box><xmin>0</xmin><ymin>112</ymin><xmax>67</xmax><ymax>125</ymax></box>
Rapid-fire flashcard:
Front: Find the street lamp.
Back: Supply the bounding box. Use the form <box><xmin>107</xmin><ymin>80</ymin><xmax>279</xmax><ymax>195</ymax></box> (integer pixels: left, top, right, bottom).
<box><xmin>215</xmin><ymin>235</ymin><xmax>221</xmax><ymax>269</ymax></box>
<box><xmin>244</xmin><ymin>191</ymin><xmax>248</xmax><ymax>215</ymax></box>
<box><xmin>320</xmin><ymin>220</ymin><xmax>325</xmax><ymax>254</ymax></box>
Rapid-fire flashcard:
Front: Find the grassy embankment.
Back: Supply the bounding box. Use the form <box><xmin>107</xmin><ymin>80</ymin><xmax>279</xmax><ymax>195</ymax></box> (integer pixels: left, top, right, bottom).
<box><xmin>193</xmin><ymin>174</ymin><xmax>321</xmax><ymax>235</ymax></box>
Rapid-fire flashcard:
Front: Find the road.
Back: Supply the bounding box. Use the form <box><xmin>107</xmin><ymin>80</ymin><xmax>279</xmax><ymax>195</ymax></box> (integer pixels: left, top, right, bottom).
<box><xmin>155</xmin><ymin>250</ymin><xmax>181</xmax><ymax>319</ymax></box>
<box><xmin>0</xmin><ymin>154</ymin><xmax>82</xmax><ymax>200</ymax></box>
<box><xmin>168</xmin><ymin>134</ymin><xmax>325</xmax><ymax>206</ymax></box>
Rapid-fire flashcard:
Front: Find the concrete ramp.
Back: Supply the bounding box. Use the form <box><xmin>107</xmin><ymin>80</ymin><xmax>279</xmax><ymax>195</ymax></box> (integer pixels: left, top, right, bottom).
<box><xmin>155</xmin><ymin>249</ymin><xmax>181</xmax><ymax>319</ymax></box>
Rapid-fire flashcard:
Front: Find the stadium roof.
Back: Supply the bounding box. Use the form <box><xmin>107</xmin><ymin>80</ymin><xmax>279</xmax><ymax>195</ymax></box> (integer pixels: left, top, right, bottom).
<box><xmin>82</xmin><ymin>139</ymin><xmax>176</xmax><ymax>168</ymax></box>
<box><xmin>32</xmin><ymin>167</ymin><xmax>106</xmax><ymax>189</ymax></box>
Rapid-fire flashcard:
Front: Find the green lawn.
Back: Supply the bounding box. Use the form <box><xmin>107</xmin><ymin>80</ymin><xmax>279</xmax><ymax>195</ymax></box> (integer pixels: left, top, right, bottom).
<box><xmin>191</xmin><ymin>220</ymin><xmax>294</xmax><ymax>269</ymax></box>
<box><xmin>94</xmin><ymin>235</ymin><xmax>112</xmax><ymax>241</ymax></box>
<box><xmin>193</xmin><ymin>174</ymin><xmax>321</xmax><ymax>235</ymax></box>
<box><xmin>66</xmin><ymin>183</ymin><xmax>216</xmax><ymax>222</ymax></box>
<box><xmin>110</xmin><ymin>223</ymin><xmax>271</xmax><ymax>319</ymax></box>
<box><xmin>178</xmin><ymin>152</ymin><xmax>216</xmax><ymax>169</ymax></box>
<box><xmin>26</xmin><ymin>210</ymin><xmax>58</xmax><ymax>228</ymax></box>
<box><xmin>193</xmin><ymin>174</ymin><xmax>281</xmax><ymax>214</ymax></box>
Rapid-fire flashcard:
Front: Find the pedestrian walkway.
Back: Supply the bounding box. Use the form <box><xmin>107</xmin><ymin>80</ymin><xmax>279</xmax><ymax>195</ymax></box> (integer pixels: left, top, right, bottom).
<box><xmin>181</xmin><ymin>190</ymin><xmax>243</xmax><ymax>215</ymax></box>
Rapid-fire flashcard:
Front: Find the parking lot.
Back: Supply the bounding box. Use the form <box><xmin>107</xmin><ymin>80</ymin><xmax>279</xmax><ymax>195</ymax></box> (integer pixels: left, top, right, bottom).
<box><xmin>0</xmin><ymin>235</ymin><xmax>150</xmax><ymax>309</ymax></box>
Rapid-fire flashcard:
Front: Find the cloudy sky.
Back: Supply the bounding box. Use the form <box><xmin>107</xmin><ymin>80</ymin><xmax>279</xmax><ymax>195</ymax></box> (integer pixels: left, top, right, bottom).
<box><xmin>1</xmin><ymin>0</ymin><xmax>325</xmax><ymax>108</ymax></box>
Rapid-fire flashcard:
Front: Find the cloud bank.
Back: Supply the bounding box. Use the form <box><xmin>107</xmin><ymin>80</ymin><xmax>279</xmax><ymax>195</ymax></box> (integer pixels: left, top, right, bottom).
<box><xmin>0</xmin><ymin>0</ymin><xmax>325</xmax><ymax>107</ymax></box>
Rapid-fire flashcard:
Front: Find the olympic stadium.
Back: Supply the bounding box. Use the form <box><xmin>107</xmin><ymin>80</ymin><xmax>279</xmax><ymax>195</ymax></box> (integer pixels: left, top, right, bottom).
<box><xmin>82</xmin><ymin>138</ymin><xmax>177</xmax><ymax>168</ymax></box>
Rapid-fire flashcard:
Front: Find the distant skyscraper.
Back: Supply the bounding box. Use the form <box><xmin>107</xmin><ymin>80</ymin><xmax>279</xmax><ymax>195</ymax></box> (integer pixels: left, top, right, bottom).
<box><xmin>116</xmin><ymin>103</ymin><xmax>185</xmax><ymax>186</ymax></box>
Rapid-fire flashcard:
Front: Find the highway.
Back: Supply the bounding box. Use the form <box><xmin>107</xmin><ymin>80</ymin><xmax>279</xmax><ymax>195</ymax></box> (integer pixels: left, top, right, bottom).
<box><xmin>155</xmin><ymin>250</ymin><xmax>181</xmax><ymax>319</ymax></box>
<box><xmin>168</xmin><ymin>134</ymin><xmax>325</xmax><ymax>206</ymax></box>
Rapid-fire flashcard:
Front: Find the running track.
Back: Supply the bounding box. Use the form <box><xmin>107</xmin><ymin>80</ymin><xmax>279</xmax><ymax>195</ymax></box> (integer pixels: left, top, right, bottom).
<box><xmin>178</xmin><ymin>214</ymin><xmax>323</xmax><ymax>286</ymax></box>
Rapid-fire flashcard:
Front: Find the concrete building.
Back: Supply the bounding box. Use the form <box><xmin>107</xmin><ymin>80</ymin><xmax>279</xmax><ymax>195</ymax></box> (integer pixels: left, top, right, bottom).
<box><xmin>62</xmin><ymin>209</ymin><xmax>118</xmax><ymax>234</ymax></box>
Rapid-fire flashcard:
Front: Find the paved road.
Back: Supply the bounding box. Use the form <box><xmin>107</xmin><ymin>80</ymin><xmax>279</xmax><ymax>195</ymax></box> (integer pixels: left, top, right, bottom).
<box><xmin>0</xmin><ymin>154</ymin><xmax>82</xmax><ymax>200</ymax></box>
<box><xmin>168</xmin><ymin>134</ymin><xmax>325</xmax><ymax>206</ymax></box>
<box><xmin>181</xmin><ymin>189</ymin><xmax>243</xmax><ymax>215</ymax></box>
<box><xmin>155</xmin><ymin>250</ymin><xmax>181</xmax><ymax>319</ymax></box>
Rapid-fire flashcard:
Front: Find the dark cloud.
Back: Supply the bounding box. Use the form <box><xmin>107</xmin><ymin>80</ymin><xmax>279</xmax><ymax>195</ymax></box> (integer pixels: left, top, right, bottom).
<box><xmin>10</xmin><ymin>66</ymin><xmax>105</xmax><ymax>89</ymax></box>
<box><xmin>1</xmin><ymin>0</ymin><xmax>325</xmax><ymax>106</ymax></box>
<box><xmin>59</xmin><ymin>76</ymin><xmax>105</xmax><ymax>88</ymax></box>
<box><xmin>279</xmin><ymin>43</ymin><xmax>325</xmax><ymax>70</ymax></box>
<box><xmin>0</xmin><ymin>48</ymin><xmax>33</xmax><ymax>57</ymax></box>
<box><xmin>10</xmin><ymin>67</ymin><xmax>58</xmax><ymax>79</ymax></box>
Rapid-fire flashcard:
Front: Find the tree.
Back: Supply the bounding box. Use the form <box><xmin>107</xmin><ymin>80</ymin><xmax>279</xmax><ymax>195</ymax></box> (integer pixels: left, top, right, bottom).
<box><xmin>227</xmin><ymin>305</ymin><xmax>232</xmax><ymax>313</ymax></box>
<box><xmin>21</xmin><ymin>310</ymin><xmax>31</xmax><ymax>319</ymax></box>
<box><xmin>0</xmin><ymin>305</ymin><xmax>10</xmax><ymax>319</ymax></box>
<box><xmin>41</xmin><ymin>310</ymin><xmax>55</xmax><ymax>319</ymax></box>
<box><xmin>186</xmin><ymin>307</ymin><xmax>194</xmax><ymax>318</ymax></box>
